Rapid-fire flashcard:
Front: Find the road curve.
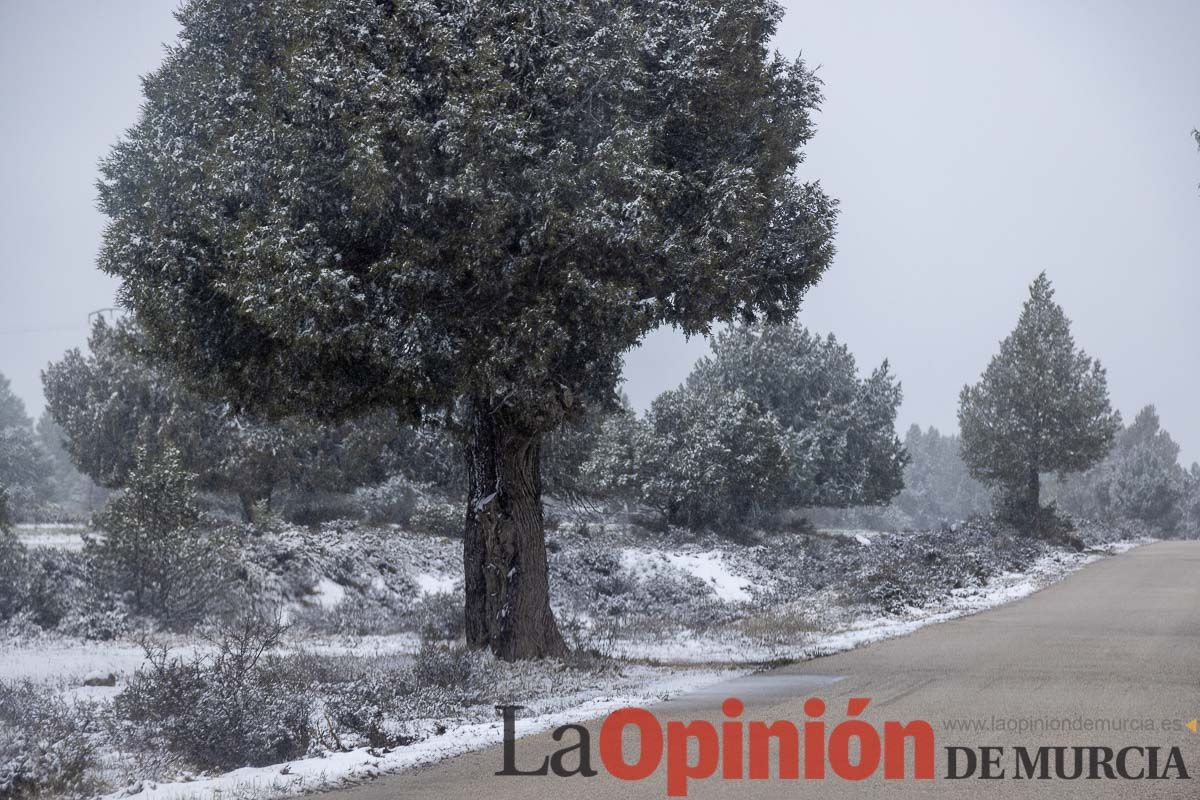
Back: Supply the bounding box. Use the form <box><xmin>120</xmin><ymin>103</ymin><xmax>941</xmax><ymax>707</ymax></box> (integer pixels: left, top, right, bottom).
<box><xmin>325</xmin><ymin>541</ymin><xmax>1200</xmax><ymax>799</ymax></box>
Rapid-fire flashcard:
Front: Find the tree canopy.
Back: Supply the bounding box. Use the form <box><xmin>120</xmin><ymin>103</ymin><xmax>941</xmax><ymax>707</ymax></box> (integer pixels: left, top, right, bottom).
<box><xmin>98</xmin><ymin>0</ymin><xmax>836</xmax><ymax>432</ymax></box>
<box><xmin>689</xmin><ymin>323</ymin><xmax>907</xmax><ymax>508</ymax></box>
<box><xmin>43</xmin><ymin>319</ymin><xmax>395</xmax><ymax>521</ymax></box>
<box><xmin>0</xmin><ymin>372</ymin><xmax>52</xmax><ymax>520</ymax></box>
<box><xmin>958</xmin><ymin>273</ymin><xmax>1119</xmax><ymax>526</ymax></box>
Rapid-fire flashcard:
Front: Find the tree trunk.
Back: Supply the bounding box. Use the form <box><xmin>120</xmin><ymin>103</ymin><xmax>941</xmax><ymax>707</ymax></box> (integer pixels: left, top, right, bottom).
<box><xmin>1025</xmin><ymin>467</ymin><xmax>1040</xmax><ymax>518</ymax></box>
<box><xmin>463</xmin><ymin>400</ymin><xmax>566</xmax><ymax>661</ymax></box>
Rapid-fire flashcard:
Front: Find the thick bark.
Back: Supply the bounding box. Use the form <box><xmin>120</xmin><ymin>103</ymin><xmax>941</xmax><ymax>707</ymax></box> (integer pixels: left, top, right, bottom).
<box><xmin>462</xmin><ymin>401</ymin><xmax>566</xmax><ymax>661</ymax></box>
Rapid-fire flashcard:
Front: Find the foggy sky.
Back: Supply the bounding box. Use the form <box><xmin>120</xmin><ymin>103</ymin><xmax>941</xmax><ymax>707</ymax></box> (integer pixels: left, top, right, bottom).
<box><xmin>2</xmin><ymin>2</ymin><xmax>1199</xmax><ymax>461</ymax></box>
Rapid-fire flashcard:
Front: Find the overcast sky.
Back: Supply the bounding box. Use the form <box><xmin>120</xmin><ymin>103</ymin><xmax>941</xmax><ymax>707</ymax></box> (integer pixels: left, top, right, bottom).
<box><xmin>2</xmin><ymin>2</ymin><xmax>1199</xmax><ymax>461</ymax></box>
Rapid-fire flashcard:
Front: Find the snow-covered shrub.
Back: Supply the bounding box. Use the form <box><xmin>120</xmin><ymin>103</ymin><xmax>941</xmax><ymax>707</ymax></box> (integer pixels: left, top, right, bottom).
<box><xmin>415</xmin><ymin>591</ymin><xmax>463</xmax><ymax>642</ymax></box>
<box><xmin>0</xmin><ymin>682</ymin><xmax>99</xmax><ymax>800</ymax></box>
<box><xmin>412</xmin><ymin>642</ymin><xmax>478</xmax><ymax>690</ymax></box>
<box><xmin>0</xmin><ymin>524</ymin><xmax>28</xmax><ymax>622</ymax></box>
<box><xmin>321</xmin><ymin>666</ymin><xmax>417</xmax><ymax>748</ymax></box>
<box><xmin>408</xmin><ymin>498</ymin><xmax>462</xmax><ymax>538</ymax></box>
<box><xmin>20</xmin><ymin>548</ymin><xmax>92</xmax><ymax>631</ymax></box>
<box><xmin>559</xmin><ymin>615</ymin><xmax>619</xmax><ymax>666</ymax></box>
<box><xmin>549</xmin><ymin>537</ymin><xmax>736</xmax><ymax>629</ymax></box>
<box><xmin>355</xmin><ymin>475</ymin><xmax>422</xmax><ymax>525</ymax></box>
<box><xmin>290</xmin><ymin>594</ymin><xmax>408</xmax><ymax>637</ymax></box>
<box><xmin>56</xmin><ymin>604</ymin><xmax>131</xmax><ymax>642</ymax></box>
<box><xmin>0</xmin><ymin>530</ymin><xmax>96</xmax><ymax>633</ymax></box>
<box><xmin>689</xmin><ymin>323</ymin><xmax>907</xmax><ymax>510</ymax></box>
<box><xmin>114</xmin><ymin>615</ymin><xmax>314</xmax><ymax>770</ymax></box>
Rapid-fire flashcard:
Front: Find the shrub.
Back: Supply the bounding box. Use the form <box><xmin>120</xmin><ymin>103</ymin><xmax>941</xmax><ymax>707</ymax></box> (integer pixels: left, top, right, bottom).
<box><xmin>0</xmin><ymin>682</ymin><xmax>99</xmax><ymax>800</ymax></box>
<box><xmin>415</xmin><ymin>592</ymin><xmax>464</xmax><ymax>642</ymax></box>
<box><xmin>0</xmin><ymin>528</ymin><xmax>98</xmax><ymax>633</ymax></box>
<box><xmin>408</xmin><ymin>498</ymin><xmax>462</xmax><ymax>538</ymax></box>
<box><xmin>412</xmin><ymin>642</ymin><xmax>477</xmax><ymax>690</ymax></box>
<box><xmin>0</xmin><ymin>525</ymin><xmax>28</xmax><ymax>622</ymax></box>
<box><xmin>291</xmin><ymin>594</ymin><xmax>409</xmax><ymax>637</ymax></box>
<box><xmin>114</xmin><ymin>614</ymin><xmax>314</xmax><ymax>770</ymax></box>
<box><xmin>321</xmin><ymin>665</ymin><xmax>415</xmax><ymax>748</ymax></box>
<box><xmin>354</xmin><ymin>475</ymin><xmax>422</xmax><ymax>525</ymax></box>
<box><xmin>89</xmin><ymin>446</ymin><xmax>235</xmax><ymax>627</ymax></box>
<box><xmin>585</xmin><ymin>386</ymin><xmax>791</xmax><ymax>533</ymax></box>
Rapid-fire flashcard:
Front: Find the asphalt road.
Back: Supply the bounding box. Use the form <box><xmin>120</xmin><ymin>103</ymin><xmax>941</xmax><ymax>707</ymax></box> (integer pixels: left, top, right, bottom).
<box><xmin>327</xmin><ymin>541</ymin><xmax>1200</xmax><ymax>799</ymax></box>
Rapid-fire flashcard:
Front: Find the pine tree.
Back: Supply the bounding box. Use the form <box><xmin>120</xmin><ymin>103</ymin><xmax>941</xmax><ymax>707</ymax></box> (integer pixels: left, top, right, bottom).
<box><xmin>958</xmin><ymin>273</ymin><xmax>1119</xmax><ymax>529</ymax></box>
<box><xmin>0</xmin><ymin>372</ymin><xmax>52</xmax><ymax>520</ymax></box>
<box><xmin>1057</xmin><ymin>405</ymin><xmax>1186</xmax><ymax>531</ymax></box>
<box><xmin>581</xmin><ymin>385</ymin><xmax>793</xmax><ymax>533</ymax></box>
<box><xmin>89</xmin><ymin>446</ymin><xmax>228</xmax><ymax>624</ymax></box>
<box><xmin>688</xmin><ymin>323</ymin><xmax>907</xmax><ymax>509</ymax></box>
<box><xmin>95</xmin><ymin>0</ymin><xmax>837</xmax><ymax>658</ymax></box>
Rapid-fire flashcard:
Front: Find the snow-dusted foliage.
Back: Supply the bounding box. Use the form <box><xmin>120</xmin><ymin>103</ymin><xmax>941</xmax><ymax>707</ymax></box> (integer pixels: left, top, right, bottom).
<box><xmin>0</xmin><ymin>373</ymin><xmax>52</xmax><ymax>521</ymax></box>
<box><xmin>689</xmin><ymin>323</ymin><xmax>907</xmax><ymax>508</ymax></box>
<box><xmin>1181</xmin><ymin>464</ymin><xmax>1200</xmax><ymax>538</ymax></box>
<box><xmin>93</xmin><ymin>0</ymin><xmax>838</xmax><ymax>659</ymax></box>
<box><xmin>43</xmin><ymin>319</ymin><xmax>396</xmax><ymax>522</ymax></box>
<box><xmin>1055</xmin><ymin>405</ymin><xmax>1187</xmax><ymax>532</ymax></box>
<box><xmin>0</xmin><ymin>682</ymin><xmax>99</xmax><ymax>800</ymax></box>
<box><xmin>96</xmin><ymin>0</ymin><xmax>835</xmax><ymax>428</ymax></box>
<box><xmin>88</xmin><ymin>447</ymin><xmax>234</xmax><ymax>626</ymax></box>
<box><xmin>581</xmin><ymin>387</ymin><xmax>791</xmax><ymax>532</ymax></box>
<box><xmin>894</xmin><ymin>425</ymin><xmax>991</xmax><ymax>527</ymax></box>
<box><xmin>959</xmin><ymin>273</ymin><xmax>1119</xmax><ymax>526</ymax></box>
<box><xmin>641</xmin><ymin>386</ymin><xmax>791</xmax><ymax>531</ymax></box>
<box><xmin>114</xmin><ymin>615</ymin><xmax>313</xmax><ymax>771</ymax></box>
<box><xmin>35</xmin><ymin>414</ymin><xmax>108</xmax><ymax>522</ymax></box>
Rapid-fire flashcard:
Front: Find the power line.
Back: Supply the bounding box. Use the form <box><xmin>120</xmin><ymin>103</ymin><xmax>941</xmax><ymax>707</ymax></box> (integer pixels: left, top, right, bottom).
<box><xmin>0</xmin><ymin>324</ymin><xmax>83</xmax><ymax>337</ymax></box>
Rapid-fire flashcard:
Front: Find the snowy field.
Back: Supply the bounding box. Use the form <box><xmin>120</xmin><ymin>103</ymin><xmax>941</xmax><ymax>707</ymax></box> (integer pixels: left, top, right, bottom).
<box><xmin>1</xmin><ymin>518</ymin><xmax>1149</xmax><ymax>800</ymax></box>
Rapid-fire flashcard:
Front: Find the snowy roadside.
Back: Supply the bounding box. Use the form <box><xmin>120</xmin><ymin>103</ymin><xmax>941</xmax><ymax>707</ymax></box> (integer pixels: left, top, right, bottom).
<box><xmin>92</xmin><ymin>539</ymin><xmax>1149</xmax><ymax>800</ymax></box>
<box><xmin>99</xmin><ymin>667</ymin><xmax>738</xmax><ymax>800</ymax></box>
<box><xmin>611</xmin><ymin>539</ymin><xmax>1147</xmax><ymax>664</ymax></box>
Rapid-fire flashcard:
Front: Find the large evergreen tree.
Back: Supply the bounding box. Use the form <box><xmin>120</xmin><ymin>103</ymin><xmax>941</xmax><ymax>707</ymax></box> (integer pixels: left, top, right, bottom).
<box><xmin>96</xmin><ymin>0</ymin><xmax>837</xmax><ymax>658</ymax></box>
<box><xmin>689</xmin><ymin>323</ymin><xmax>907</xmax><ymax>508</ymax></box>
<box><xmin>958</xmin><ymin>273</ymin><xmax>1119</xmax><ymax>527</ymax></box>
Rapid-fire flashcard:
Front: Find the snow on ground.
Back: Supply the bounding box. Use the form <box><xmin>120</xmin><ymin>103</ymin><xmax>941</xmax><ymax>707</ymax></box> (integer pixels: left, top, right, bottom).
<box><xmin>818</xmin><ymin>528</ymin><xmax>889</xmax><ymax>544</ymax></box>
<box><xmin>0</xmin><ymin>634</ymin><xmax>423</xmax><ymax>693</ymax></box>
<box><xmin>15</xmin><ymin>523</ymin><xmax>89</xmax><ymax>551</ymax></box>
<box><xmin>0</xmin><ymin>638</ymin><xmax>163</xmax><ymax>685</ymax></box>
<box><xmin>620</xmin><ymin>547</ymin><xmax>753</xmax><ymax>603</ymax></box>
<box><xmin>309</xmin><ymin>578</ymin><xmax>346</xmax><ymax>608</ymax></box>
<box><xmin>614</xmin><ymin>540</ymin><xmax>1145</xmax><ymax>664</ymax></box>
<box><xmin>99</xmin><ymin>667</ymin><xmax>738</xmax><ymax>800</ymax></box>
<box><xmin>414</xmin><ymin>571</ymin><xmax>459</xmax><ymax>595</ymax></box>
<box><xmin>97</xmin><ymin>540</ymin><xmax>1149</xmax><ymax>800</ymax></box>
